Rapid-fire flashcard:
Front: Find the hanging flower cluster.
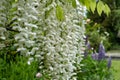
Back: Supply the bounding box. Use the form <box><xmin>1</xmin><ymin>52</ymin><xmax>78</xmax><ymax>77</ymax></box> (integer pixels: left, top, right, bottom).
<box><xmin>35</xmin><ymin>0</ymin><xmax>86</xmax><ymax>79</ymax></box>
<box><xmin>0</xmin><ymin>0</ymin><xmax>86</xmax><ymax>79</ymax></box>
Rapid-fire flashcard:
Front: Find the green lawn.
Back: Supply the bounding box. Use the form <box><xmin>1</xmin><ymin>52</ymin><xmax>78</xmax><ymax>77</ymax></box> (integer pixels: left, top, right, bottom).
<box><xmin>112</xmin><ymin>60</ymin><xmax>120</xmax><ymax>80</ymax></box>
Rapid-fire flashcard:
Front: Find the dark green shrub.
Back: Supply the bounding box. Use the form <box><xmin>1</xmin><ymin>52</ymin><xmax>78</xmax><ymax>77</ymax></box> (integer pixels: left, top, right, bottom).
<box><xmin>85</xmin><ymin>22</ymin><xmax>111</xmax><ymax>51</ymax></box>
<box><xmin>86</xmin><ymin>0</ymin><xmax>120</xmax><ymax>50</ymax></box>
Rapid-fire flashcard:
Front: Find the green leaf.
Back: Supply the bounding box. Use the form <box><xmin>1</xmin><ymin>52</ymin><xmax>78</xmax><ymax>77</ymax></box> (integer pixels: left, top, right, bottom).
<box><xmin>72</xmin><ymin>0</ymin><xmax>77</xmax><ymax>8</ymax></box>
<box><xmin>97</xmin><ymin>1</ymin><xmax>104</xmax><ymax>16</ymax></box>
<box><xmin>15</xmin><ymin>0</ymin><xmax>18</xmax><ymax>2</ymax></box>
<box><xmin>90</xmin><ymin>0</ymin><xmax>96</xmax><ymax>13</ymax></box>
<box><xmin>84</xmin><ymin>0</ymin><xmax>91</xmax><ymax>10</ymax></box>
<box><xmin>79</xmin><ymin>0</ymin><xmax>85</xmax><ymax>5</ymax></box>
<box><xmin>56</xmin><ymin>5</ymin><xmax>65</xmax><ymax>21</ymax></box>
<box><xmin>79</xmin><ymin>0</ymin><xmax>96</xmax><ymax>12</ymax></box>
<box><xmin>103</xmin><ymin>4</ymin><xmax>111</xmax><ymax>16</ymax></box>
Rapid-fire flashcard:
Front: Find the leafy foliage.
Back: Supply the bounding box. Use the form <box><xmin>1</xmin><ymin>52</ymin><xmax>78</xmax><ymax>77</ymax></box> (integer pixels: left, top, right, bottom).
<box><xmin>77</xmin><ymin>56</ymin><xmax>113</xmax><ymax>80</ymax></box>
<box><xmin>79</xmin><ymin>0</ymin><xmax>111</xmax><ymax>16</ymax></box>
<box><xmin>0</xmin><ymin>56</ymin><xmax>39</xmax><ymax>80</ymax></box>
<box><xmin>85</xmin><ymin>22</ymin><xmax>111</xmax><ymax>50</ymax></box>
<box><xmin>76</xmin><ymin>43</ymin><xmax>114</xmax><ymax>80</ymax></box>
<box><xmin>87</xmin><ymin>0</ymin><xmax>120</xmax><ymax>49</ymax></box>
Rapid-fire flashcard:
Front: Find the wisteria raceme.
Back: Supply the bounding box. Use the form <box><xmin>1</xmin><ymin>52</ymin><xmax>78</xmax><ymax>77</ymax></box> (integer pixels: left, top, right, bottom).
<box><xmin>107</xmin><ymin>56</ymin><xmax>112</xmax><ymax>69</ymax></box>
<box><xmin>98</xmin><ymin>43</ymin><xmax>106</xmax><ymax>60</ymax></box>
<box><xmin>35</xmin><ymin>1</ymin><xmax>85</xmax><ymax>79</ymax></box>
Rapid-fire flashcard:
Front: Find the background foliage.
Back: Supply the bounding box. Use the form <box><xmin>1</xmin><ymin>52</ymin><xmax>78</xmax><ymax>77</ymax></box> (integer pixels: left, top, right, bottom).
<box><xmin>87</xmin><ymin>0</ymin><xmax>120</xmax><ymax>50</ymax></box>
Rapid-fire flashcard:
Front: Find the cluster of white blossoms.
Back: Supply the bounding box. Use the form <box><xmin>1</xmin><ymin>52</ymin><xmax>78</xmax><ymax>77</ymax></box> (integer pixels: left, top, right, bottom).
<box><xmin>0</xmin><ymin>0</ymin><xmax>86</xmax><ymax>79</ymax></box>
<box><xmin>14</xmin><ymin>0</ymin><xmax>39</xmax><ymax>56</ymax></box>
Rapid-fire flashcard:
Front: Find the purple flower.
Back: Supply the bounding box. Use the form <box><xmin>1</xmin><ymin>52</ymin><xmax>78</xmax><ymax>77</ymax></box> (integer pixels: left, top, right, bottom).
<box><xmin>91</xmin><ymin>53</ymin><xmax>98</xmax><ymax>60</ymax></box>
<box><xmin>86</xmin><ymin>41</ymin><xmax>91</xmax><ymax>50</ymax></box>
<box><xmin>84</xmin><ymin>42</ymin><xmax>91</xmax><ymax>57</ymax></box>
<box><xmin>98</xmin><ymin>43</ymin><xmax>106</xmax><ymax>60</ymax></box>
<box><xmin>107</xmin><ymin>56</ymin><xmax>112</xmax><ymax>69</ymax></box>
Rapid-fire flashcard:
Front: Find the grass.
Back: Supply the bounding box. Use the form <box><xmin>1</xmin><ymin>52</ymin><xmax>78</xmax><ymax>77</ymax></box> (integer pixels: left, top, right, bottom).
<box><xmin>108</xmin><ymin>50</ymin><xmax>120</xmax><ymax>79</ymax></box>
<box><xmin>0</xmin><ymin>56</ymin><xmax>39</xmax><ymax>80</ymax></box>
<box><xmin>112</xmin><ymin>60</ymin><xmax>120</xmax><ymax>80</ymax></box>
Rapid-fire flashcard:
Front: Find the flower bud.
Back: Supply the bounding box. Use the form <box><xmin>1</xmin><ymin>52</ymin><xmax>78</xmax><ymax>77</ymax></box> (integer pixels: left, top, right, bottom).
<box><xmin>36</xmin><ymin>72</ymin><xmax>42</xmax><ymax>78</ymax></box>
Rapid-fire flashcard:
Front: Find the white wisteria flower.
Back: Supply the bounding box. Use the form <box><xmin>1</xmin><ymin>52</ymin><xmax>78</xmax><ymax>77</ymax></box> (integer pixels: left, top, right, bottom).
<box><xmin>0</xmin><ymin>0</ymin><xmax>86</xmax><ymax>80</ymax></box>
